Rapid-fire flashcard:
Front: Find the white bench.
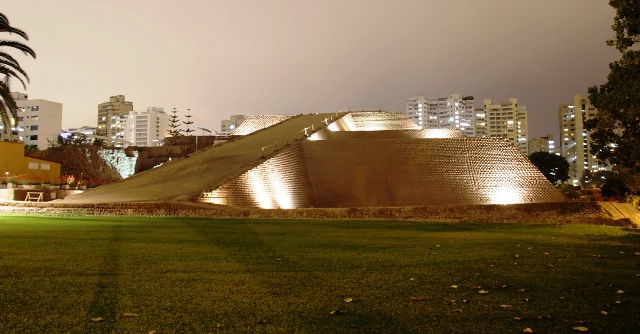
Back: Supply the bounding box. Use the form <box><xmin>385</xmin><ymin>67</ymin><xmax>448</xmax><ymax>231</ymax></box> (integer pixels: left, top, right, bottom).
<box><xmin>25</xmin><ymin>192</ymin><xmax>44</xmax><ymax>202</ymax></box>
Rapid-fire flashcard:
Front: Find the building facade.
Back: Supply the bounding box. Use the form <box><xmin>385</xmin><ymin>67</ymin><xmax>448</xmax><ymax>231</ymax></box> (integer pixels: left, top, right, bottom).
<box><xmin>123</xmin><ymin>107</ymin><xmax>168</xmax><ymax>147</ymax></box>
<box><xmin>475</xmin><ymin>98</ymin><xmax>528</xmax><ymax>155</ymax></box>
<box><xmin>406</xmin><ymin>93</ymin><xmax>475</xmax><ymax>137</ymax></box>
<box><xmin>221</xmin><ymin>114</ymin><xmax>247</xmax><ymax>134</ymax></box>
<box><xmin>97</xmin><ymin>95</ymin><xmax>133</xmax><ymax>146</ymax></box>
<box><xmin>0</xmin><ymin>92</ymin><xmax>63</xmax><ymax>149</ymax></box>
<box><xmin>0</xmin><ymin>141</ymin><xmax>61</xmax><ymax>184</ymax></box>
<box><xmin>529</xmin><ymin>135</ymin><xmax>557</xmax><ymax>155</ymax></box>
<box><xmin>558</xmin><ymin>93</ymin><xmax>609</xmax><ymax>186</ymax></box>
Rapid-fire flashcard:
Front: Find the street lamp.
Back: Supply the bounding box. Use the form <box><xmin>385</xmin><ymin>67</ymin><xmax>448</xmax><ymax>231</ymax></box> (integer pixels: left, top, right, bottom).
<box><xmin>195</xmin><ymin>126</ymin><xmax>216</xmax><ymax>151</ymax></box>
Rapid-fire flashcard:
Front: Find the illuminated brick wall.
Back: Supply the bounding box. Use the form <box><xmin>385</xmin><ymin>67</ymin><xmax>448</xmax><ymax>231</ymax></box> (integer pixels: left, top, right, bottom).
<box><xmin>232</xmin><ymin>115</ymin><xmax>296</xmax><ymax>135</ymax></box>
<box><xmin>311</xmin><ymin>128</ymin><xmax>468</xmax><ymax>141</ymax></box>
<box><xmin>349</xmin><ymin>111</ymin><xmax>420</xmax><ymax>130</ymax></box>
<box><xmin>302</xmin><ymin>137</ymin><xmax>563</xmax><ymax>207</ymax></box>
<box><xmin>465</xmin><ymin>139</ymin><xmax>562</xmax><ymax>204</ymax></box>
<box><xmin>198</xmin><ymin>111</ymin><xmax>563</xmax><ymax>209</ymax></box>
<box><xmin>198</xmin><ymin>144</ymin><xmax>312</xmax><ymax>209</ymax></box>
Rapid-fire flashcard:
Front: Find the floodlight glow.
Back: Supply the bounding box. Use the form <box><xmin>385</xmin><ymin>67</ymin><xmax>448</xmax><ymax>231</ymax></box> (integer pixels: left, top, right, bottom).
<box><xmin>268</xmin><ymin>168</ymin><xmax>293</xmax><ymax>209</ymax></box>
<box><xmin>424</xmin><ymin>129</ymin><xmax>449</xmax><ymax>138</ymax></box>
<box><xmin>247</xmin><ymin>169</ymin><xmax>273</xmax><ymax>209</ymax></box>
<box><xmin>488</xmin><ymin>186</ymin><xmax>522</xmax><ymax>205</ymax></box>
<box><xmin>308</xmin><ymin>133</ymin><xmax>321</xmax><ymax>140</ymax></box>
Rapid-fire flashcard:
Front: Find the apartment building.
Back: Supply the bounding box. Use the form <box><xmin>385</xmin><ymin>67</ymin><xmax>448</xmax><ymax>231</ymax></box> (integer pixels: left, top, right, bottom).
<box><xmin>0</xmin><ymin>92</ymin><xmax>63</xmax><ymax>149</ymax></box>
<box><xmin>221</xmin><ymin>114</ymin><xmax>247</xmax><ymax>134</ymax></box>
<box><xmin>529</xmin><ymin>135</ymin><xmax>558</xmax><ymax>155</ymax></box>
<box><xmin>123</xmin><ymin>107</ymin><xmax>168</xmax><ymax>147</ymax></box>
<box><xmin>475</xmin><ymin>98</ymin><xmax>528</xmax><ymax>155</ymax></box>
<box><xmin>406</xmin><ymin>93</ymin><xmax>475</xmax><ymax>137</ymax></box>
<box><xmin>97</xmin><ymin>95</ymin><xmax>133</xmax><ymax>146</ymax></box>
<box><xmin>558</xmin><ymin>93</ymin><xmax>609</xmax><ymax>185</ymax></box>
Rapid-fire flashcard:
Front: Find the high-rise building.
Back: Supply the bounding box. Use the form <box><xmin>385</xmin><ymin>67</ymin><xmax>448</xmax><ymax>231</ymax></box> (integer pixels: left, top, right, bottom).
<box><xmin>406</xmin><ymin>93</ymin><xmax>475</xmax><ymax>136</ymax></box>
<box><xmin>123</xmin><ymin>107</ymin><xmax>168</xmax><ymax>147</ymax></box>
<box><xmin>0</xmin><ymin>92</ymin><xmax>63</xmax><ymax>149</ymax></box>
<box><xmin>406</xmin><ymin>94</ymin><xmax>427</xmax><ymax>128</ymax></box>
<box><xmin>221</xmin><ymin>114</ymin><xmax>247</xmax><ymax>134</ymax></box>
<box><xmin>475</xmin><ymin>98</ymin><xmax>528</xmax><ymax>155</ymax></box>
<box><xmin>529</xmin><ymin>135</ymin><xmax>557</xmax><ymax>155</ymax></box>
<box><xmin>558</xmin><ymin>93</ymin><xmax>609</xmax><ymax>186</ymax></box>
<box><xmin>97</xmin><ymin>95</ymin><xmax>133</xmax><ymax>146</ymax></box>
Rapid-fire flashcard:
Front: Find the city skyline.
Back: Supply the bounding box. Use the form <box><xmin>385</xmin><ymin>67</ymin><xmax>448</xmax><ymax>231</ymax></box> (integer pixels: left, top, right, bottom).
<box><xmin>4</xmin><ymin>0</ymin><xmax>618</xmax><ymax>137</ymax></box>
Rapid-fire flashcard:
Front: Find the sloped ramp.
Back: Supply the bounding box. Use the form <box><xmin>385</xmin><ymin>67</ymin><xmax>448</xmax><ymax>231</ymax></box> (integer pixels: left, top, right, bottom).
<box><xmin>60</xmin><ymin>113</ymin><xmax>338</xmax><ymax>203</ymax></box>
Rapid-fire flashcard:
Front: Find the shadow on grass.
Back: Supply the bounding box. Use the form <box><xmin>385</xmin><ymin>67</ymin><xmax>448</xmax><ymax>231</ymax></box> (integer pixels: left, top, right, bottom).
<box><xmin>187</xmin><ymin>220</ymin><xmax>416</xmax><ymax>332</ymax></box>
<box><xmin>86</xmin><ymin>224</ymin><xmax>123</xmax><ymax>333</ymax></box>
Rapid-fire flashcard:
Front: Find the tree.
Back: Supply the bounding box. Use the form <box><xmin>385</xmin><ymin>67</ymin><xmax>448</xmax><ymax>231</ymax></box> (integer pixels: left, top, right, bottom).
<box><xmin>586</xmin><ymin>0</ymin><xmax>640</xmax><ymax>193</ymax></box>
<box><xmin>0</xmin><ymin>13</ymin><xmax>36</xmax><ymax>139</ymax></box>
<box><xmin>528</xmin><ymin>152</ymin><xmax>570</xmax><ymax>184</ymax></box>
<box><xmin>183</xmin><ymin>107</ymin><xmax>194</xmax><ymax>135</ymax></box>
<box><xmin>591</xmin><ymin>170</ymin><xmax>629</xmax><ymax>198</ymax></box>
<box><xmin>167</xmin><ymin>107</ymin><xmax>182</xmax><ymax>137</ymax></box>
<box><xmin>557</xmin><ymin>183</ymin><xmax>580</xmax><ymax>200</ymax></box>
<box><xmin>24</xmin><ymin>143</ymin><xmax>37</xmax><ymax>154</ymax></box>
<box><xmin>92</xmin><ymin>138</ymin><xmax>104</xmax><ymax>147</ymax></box>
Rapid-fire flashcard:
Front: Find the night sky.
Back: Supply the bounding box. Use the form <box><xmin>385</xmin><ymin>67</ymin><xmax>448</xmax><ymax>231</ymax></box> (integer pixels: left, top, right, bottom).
<box><xmin>3</xmin><ymin>0</ymin><xmax>619</xmax><ymax>137</ymax></box>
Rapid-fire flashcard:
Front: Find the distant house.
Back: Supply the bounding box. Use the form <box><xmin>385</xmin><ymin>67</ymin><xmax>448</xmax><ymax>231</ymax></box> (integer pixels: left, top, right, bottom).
<box><xmin>0</xmin><ymin>141</ymin><xmax>61</xmax><ymax>184</ymax></box>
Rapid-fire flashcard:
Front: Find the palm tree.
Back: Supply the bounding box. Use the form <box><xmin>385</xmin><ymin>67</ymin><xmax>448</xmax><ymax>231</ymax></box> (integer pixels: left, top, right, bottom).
<box><xmin>0</xmin><ymin>12</ymin><xmax>36</xmax><ymax>140</ymax></box>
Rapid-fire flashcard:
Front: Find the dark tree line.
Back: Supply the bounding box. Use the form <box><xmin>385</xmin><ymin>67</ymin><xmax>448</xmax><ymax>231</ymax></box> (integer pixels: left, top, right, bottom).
<box><xmin>586</xmin><ymin>0</ymin><xmax>640</xmax><ymax>194</ymax></box>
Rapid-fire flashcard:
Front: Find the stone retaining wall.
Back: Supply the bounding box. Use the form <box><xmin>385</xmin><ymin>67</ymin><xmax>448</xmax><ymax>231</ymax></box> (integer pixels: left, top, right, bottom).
<box><xmin>0</xmin><ymin>189</ymin><xmax>83</xmax><ymax>201</ymax></box>
<box><xmin>0</xmin><ymin>201</ymin><xmax>630</xmax><ymax>226</ymax></box>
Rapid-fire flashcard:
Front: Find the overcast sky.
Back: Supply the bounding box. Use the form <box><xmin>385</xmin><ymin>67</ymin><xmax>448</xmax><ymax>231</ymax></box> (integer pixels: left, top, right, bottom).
<box><xmin>4</xmin><ymin>0</ymin><xmax>619</xmax><ymax>137</ymax></box>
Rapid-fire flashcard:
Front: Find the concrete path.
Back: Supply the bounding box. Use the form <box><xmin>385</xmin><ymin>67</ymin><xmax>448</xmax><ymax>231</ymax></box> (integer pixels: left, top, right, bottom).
<box><xmin>598</xmin><ymin>201</ymin><xmax>640</xmax><ymax>227</ymax></box>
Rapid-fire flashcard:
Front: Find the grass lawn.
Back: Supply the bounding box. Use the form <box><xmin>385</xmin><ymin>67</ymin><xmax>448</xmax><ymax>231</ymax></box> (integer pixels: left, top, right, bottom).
<box><xmin>0</xmin><ymin>215</ymin><xmax>639</xmax><ymax>333</ymax></box>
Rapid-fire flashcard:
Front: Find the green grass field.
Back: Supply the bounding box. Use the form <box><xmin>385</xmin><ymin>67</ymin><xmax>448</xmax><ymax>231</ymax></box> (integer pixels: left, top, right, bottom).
<box><xmin>0</xmin><ymin>215</ymin><xmax>638</xmax><ymax>333</ymax></box>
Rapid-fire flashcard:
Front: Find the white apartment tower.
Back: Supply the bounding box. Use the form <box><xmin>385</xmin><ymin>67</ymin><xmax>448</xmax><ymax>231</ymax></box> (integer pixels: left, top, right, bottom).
<box><xmin>406</xmin><ymin>93</ymin><xmax>475</xmax><ymax>137</ymax></box>
<box><xmin>123</xmin><ymin>107</ymin><xmax>169</xmax><ymax>147</ymax></box>
<box><xmin>558</xmin><ymin>93</ymin><xmax>608</xmax><ymax>185</ymax></box>
<box><xmin>475</xmin><ymin>98</ymin><xmax>529</xmax><ymax>155</ymax></box>
<box><xmin>1</xmin><ymin>92</ymin><xmax>63</xmax><ymax>149</ymax></box>
<box><xmin>97</xmin><ymin>95</ymin><xmax>133</xmax><ymax>146</ymax></box>
<box><xmin>406</xmin><ymin>94</ymin><xmax>427</xmax><ymax>128</ymax></box>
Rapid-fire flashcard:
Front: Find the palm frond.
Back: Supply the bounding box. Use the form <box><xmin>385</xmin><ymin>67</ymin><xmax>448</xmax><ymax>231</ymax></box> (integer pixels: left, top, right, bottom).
<box><xmin>0</xmin><ymin>103</ymin><xmax>11</xmax><ymax>136</ymax></box>
<box><xmin>0</xmin><ymin>40</ymin><xmax>36</xmax><ymax>58</ymax></box>
<box><xmin>0</xmin><ymin>13</ymin><xmax>34</xmax><ymax>137</ymax></box>
<box><xmin>0</xmin><ymin>58</ymin><xmax>29</xmax><ymax>79</ymax></box>
<box><xmin>0</xmin><ymin>81</ymin><xmax>19</xmax><ymax>109</ymax></box>
<box><xmin>0</xmin><ymin>65</ymin><xmax>28</xmax><ymax>88</ymax></box>
<box><xmin>0</xmin><ymin>81</ymin><xmax>19</xmax><ymax>140</ymax></box>
<box><xmin>0</xmin><ymin>51</ymin><xmax>21</xmax><ymax>65</ymax></box>
<box><xmin>0</xmin><ymin>13</ymin><xmax>29</xmax><ymax>40</ymax></box>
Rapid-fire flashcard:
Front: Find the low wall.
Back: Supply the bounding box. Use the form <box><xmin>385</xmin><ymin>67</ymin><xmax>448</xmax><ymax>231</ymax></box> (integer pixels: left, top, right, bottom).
<box><xmin>0</xmin><ymin>188</ymin><xmax>83</xmax><ymax>202</ymax></box>
<box><xmin>0</xmin><ymin>201</ymin><xmax>630</xmax><ymax>226</ymax></box>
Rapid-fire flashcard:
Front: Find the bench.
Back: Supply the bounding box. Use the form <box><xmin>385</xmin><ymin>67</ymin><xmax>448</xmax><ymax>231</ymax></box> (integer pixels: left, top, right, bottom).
<box><xmin>25</xmin><ymin>192</ymin><xmax>44</xmax><ymax>202</ymax></box>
